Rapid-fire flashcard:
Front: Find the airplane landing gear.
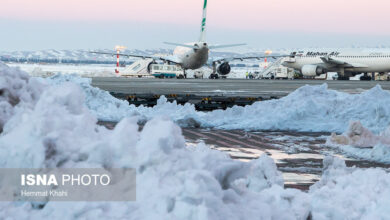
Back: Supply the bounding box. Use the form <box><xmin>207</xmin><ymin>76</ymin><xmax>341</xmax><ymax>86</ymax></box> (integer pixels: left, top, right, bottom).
<box><xmin>337</xmin><ymin>76</ymin><xmax>350</xmax><ymax>80</ymax></box>
<box><xmin>337</xmin><ymin>69</ymin><xmax>350</xmax><ymax>80</ymax></box>
<box><xmin>360</xmin><ymin>73</ymin><xmax>372</xmax><ymax>81</ymax></box>
<box><xmin>177</xmin><ymin>69</ymin><xmax>187</xmax><ymax>79</ymax></box>
<box><xmin>209</xmin><ymin>73</ymin><xmax>219</xmax><ymax>79</ymax></box>
<box><xmin>209</xmin><ymin>62</ymin><xmax>219</xmax><ymax>79</ymax></box>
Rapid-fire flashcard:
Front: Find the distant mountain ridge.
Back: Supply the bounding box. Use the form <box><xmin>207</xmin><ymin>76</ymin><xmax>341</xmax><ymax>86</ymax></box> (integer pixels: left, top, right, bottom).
<box><xmin>0</xmin><ymin>48</ymin><xmax>271</xmax><ymax>64</ymax></box>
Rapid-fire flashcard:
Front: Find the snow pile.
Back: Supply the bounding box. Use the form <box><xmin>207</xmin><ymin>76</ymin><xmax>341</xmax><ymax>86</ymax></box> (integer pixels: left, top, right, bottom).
<box><xmin>1</xmin><ymin>64</ymin><xmax>390</xmax><ymax>219</ymax></box>
<box><xmin>0</xmin><ymin>63</ymin><xmax>44</xmax><ymax>132</ymax></box>
<box><xmin>49</xmin><ymin>74</ymin><xmax>202</xmax><ymax>123</ymax></box>
<box><xmin>310</xmin><ymin>157</ymin><xmax>390</xmax><ymax>219</ymax></box>
<box><xmin>329</xmin><ymin>121</ymin><xmax>390</xmax><ymax>148</ymax></box>
<box><xmin>198</xmin><ymin>84</ymin><xmax>390</xmax><ymax>133</ymax></box>
<box><xmin>49</xmin><ymin>74</ymin><xmax>135</xmax><ymax>121</ymax></box>
<box><xmin>49</xmin><ymin>75</ymin><xmax>390</xmax><ymax>133</ymax></box>
<box><xmin>327</xmin><ymin>121</ymin><xmax>390</xmax><ymax>163</ymax></box>
<box><xmin>0</xmin><ymin>64</ymin><xmax>310</xmax><ymax>219</ymax></box>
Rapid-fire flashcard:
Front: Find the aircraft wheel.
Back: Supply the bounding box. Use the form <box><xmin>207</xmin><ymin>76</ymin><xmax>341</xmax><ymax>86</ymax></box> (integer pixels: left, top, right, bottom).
<box><xmin>337</xmin><ymin>76</ymin><xmax>350</xmax><ymax>80</ymax></box>
<box><xmin>360</xmin><ymin>75</ymin><xmax>372</xmax><ymax>81</ymax></box>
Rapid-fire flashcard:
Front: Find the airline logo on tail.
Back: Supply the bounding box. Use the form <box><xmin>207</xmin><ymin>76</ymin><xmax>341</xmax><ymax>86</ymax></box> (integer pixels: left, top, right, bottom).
<box><xmin>201</xmin><ymin>0</ymin><xmax>207</xmax><ymax>31</ymax></box>
<box><xmin>199</xmin><ymin>0</ymin><xmax>207</xmax><ymax>42</ymax></box>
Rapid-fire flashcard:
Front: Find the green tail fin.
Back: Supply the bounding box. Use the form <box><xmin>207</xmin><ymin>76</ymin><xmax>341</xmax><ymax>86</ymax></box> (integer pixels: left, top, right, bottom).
<box><xmin>199</xmin><ymin>0</ymin><xmax>207</xmax><ymax>42</ymax></box>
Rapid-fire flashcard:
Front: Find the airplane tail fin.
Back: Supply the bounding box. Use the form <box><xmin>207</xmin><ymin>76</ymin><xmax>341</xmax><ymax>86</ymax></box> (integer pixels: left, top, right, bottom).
<box><xmin>199</xmin><ymin>0</ymin><xmax>207</xmax><ymax>42</ymax></box>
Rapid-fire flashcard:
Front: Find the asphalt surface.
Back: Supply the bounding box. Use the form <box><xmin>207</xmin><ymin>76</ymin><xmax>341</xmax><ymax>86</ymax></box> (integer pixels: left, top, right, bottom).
<box><xmin>92</xmin><ymin>77</ymin><xmax>390</xmax><ymax>97</ymax></box>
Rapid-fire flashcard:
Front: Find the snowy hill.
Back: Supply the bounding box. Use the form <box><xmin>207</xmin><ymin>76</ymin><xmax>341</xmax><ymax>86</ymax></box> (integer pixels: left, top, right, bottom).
<box><xmin>0</xmin><ymin>48</ymin><xmax>275</xmax><ymax>64</ymax></box>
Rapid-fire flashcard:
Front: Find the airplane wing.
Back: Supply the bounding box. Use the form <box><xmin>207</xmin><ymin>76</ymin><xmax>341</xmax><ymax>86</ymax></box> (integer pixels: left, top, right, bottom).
<box><xmin>89</xmin><ymin>51</ymin><xmax>182</xmax><ymax>65</ymax></box>
<box><xmin>320</xmin><ymin>56</ymin><xmax>368</xmax><ymax>68</ymax></box>
<box><xmin>208</xmin><ymin>44</ymin><xmax>247</xmax><ymax>49</ymax></box>
<box><xmin>211</xmin><ymin>55</ymin><xmax>289</xmax><ymax>64</ymax></box>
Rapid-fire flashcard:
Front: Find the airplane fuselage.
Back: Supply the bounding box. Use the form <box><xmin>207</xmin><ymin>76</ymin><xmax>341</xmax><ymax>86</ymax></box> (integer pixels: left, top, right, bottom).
<box><xmin>283</xmin><ymin>49</ymin><xmax>390</xmax><ymax>74</ymax></box>
<box><xmin>173</xmin><ymin>42</ymin><xmax>209</xmax><ymax>69</ymax></box>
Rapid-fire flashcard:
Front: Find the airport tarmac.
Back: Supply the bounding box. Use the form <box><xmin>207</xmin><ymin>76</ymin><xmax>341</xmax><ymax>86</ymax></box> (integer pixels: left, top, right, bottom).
<box><xmin>92</xmin><ymin>77</ymin><xmax>390</xmax><ymax>97</ymax></box>
<box><xmin>99</xmin><ymin>121</ymin><xmax>390</xmax><ymax>190</ymax></box>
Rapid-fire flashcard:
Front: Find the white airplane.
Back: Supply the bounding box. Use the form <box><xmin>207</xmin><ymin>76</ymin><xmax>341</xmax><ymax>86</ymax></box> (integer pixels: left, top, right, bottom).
<box><xmin>283</xmin><ymin>49</ymin><xmax>390</xmax><ymax>80</ymax></box>
<box><xmin>92</xmin><ymin>0</ymin><xmax>282</xmax><ymax>78</ymax></box>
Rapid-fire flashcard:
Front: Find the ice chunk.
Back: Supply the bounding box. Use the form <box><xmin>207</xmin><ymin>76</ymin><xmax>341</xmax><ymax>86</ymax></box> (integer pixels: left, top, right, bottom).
<box><xmin>327</xmin><ymin>121</ymin><xmax>390</xmax><ymax>163</ymax></box>
<box><xmin>329</xmin><ymin>121</ymin><xmax>381</xmax><ymax>147</ymax></box>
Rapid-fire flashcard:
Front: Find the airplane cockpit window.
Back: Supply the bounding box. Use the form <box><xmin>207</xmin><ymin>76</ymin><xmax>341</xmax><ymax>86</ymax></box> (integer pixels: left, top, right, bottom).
<box><xmin>290</xmin><ymin>52</ymin><xmax>297</xmax><ymax>58</ymax></box>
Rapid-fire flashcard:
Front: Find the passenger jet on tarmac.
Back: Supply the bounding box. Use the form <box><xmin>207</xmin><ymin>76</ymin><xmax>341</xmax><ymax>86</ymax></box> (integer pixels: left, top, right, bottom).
<box><xmin>285</xmin><ymin>49</ymin><xmax>390</xmax><ymax>80</ymax></box>
<box><xmin>91</xmin><ymin>0</ymin><xmax>282</xmax><ymax>78</ymax></box>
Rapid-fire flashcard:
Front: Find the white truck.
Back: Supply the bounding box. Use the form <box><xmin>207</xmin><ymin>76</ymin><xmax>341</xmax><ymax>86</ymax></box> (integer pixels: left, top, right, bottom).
<box><xmin>274</xmin><ymin>67</ymin><xmax>295</xmax><ymax>79</ymax></box>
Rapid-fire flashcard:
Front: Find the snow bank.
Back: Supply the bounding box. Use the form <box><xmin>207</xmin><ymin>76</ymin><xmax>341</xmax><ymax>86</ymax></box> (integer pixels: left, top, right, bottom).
<box><xmin>327</xmin><ymin>121</ymin><xmax>390</xmax><ymax>163</ymax></box>
<box><xmin>49</xmin><ymin>74</ymin><xmax>202</xmax><ymax>123</ymax></box>
<box><xmin>49</xmin><ymin>74</ymin><xmax>390</xmax><ymax>133</ymax></box>
<box><xmin>198</xmin><ymin>84</ymin><xmax>390</xmax><ymax>133</ymax></box>
<box><xmin>0</xmin><ymin>63</ymin><xmax>44</xmax><ymax>132</ymax></box>
<box><xmin>49</xmin><ymin>74</ymin><xmax>135</xmax><ymax>121</ymax></box>
<box><xmin>1</xmin><ymin>64</ymin><xmax>390</xmax><ymax>219</ymax></box>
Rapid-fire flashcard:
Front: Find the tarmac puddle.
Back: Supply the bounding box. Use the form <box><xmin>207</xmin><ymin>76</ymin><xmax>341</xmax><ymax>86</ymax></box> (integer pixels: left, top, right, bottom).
<box><xmin>181</xmin><ymin>128</ymin><xmax>390</xmax><ymax>190</ymax></box>
<box><xmin>99</xmin><ymin>122</ymin><xmax>390</xmax><ymax>191</ymax></box>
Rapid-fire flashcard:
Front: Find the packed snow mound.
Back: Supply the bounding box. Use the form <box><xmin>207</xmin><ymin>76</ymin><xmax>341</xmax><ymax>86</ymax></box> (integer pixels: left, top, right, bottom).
<box><xmin>49</xmin><ymin>74</ymin><xmax>135</xmax><ymax>121</ymax></box>
<box><xmin>198</xmin><ymin>84</ymin><xmax>390</xmax><ymax>132</ymax></box>
<box><xmin>49</xmin><ymin>74</ymin><xmax>201</xmax><ymax>123</ymax></box>
<box><xmin>327</xmin><ymin>121</ymin><xmax>390</xmax><ymax>163</ymax></box>
<box><xmin>0</xmin><ymin>63</ymin><xmax>45</xmax><ymax>132</ymax></box>
<box><xmin>310</xmin><ymin>157</ymin><xmax>390</xmax><ymax>220</ymax></box>
<box><xmin>48</xmin><ymin>75</ymin><xmax>390</xmax><ymax>133</ymax></box>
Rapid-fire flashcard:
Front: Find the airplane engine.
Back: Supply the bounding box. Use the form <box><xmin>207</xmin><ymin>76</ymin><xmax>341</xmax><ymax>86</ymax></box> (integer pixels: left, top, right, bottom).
<box><xmin>301</xmin><ymin>65</ymin><xmax>325</xmax><ymax>77</ymax></box>
<box><xmin>217</xmin><ymin>62</ymin><xmax>231</xmax><ymax>75</ymax></box>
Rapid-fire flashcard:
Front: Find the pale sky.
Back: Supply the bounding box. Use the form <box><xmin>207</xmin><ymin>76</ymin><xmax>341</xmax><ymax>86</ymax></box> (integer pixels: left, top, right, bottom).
<box><xmin>1</xmin><ymin>0</ymin><xmax>390</xmax><ymax>51</ymax></box>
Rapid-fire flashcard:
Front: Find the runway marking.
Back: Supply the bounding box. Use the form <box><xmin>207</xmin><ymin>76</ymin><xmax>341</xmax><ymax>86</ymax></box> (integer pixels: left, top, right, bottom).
<box><xmin>183</xmin><ymin>129</ymin><xmax>266</xmax><ymax>157</ymax></box>
<box><xmin>201</xmin><ymin>130</ymin><xmax>261</xmax><ymax>149</ymax></box>
<box><xmin>218</xmin><ymin>130</ymin><xmax>277</xmax><ymax>149</ymax></box>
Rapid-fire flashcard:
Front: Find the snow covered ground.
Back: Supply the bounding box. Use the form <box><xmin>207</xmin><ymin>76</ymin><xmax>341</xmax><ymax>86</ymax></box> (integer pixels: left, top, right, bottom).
<box><xmin>7</xmin><ymin>63</ymin><xmax>116</xmax><ymax>77</ymax></box>
<box><xmin>1</xmin><ymin>62</ymin><xmax>390</xmax><ymax>219</ymax></box>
